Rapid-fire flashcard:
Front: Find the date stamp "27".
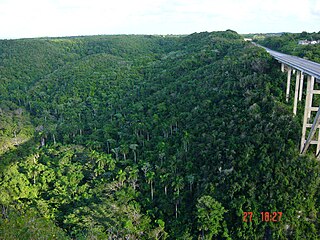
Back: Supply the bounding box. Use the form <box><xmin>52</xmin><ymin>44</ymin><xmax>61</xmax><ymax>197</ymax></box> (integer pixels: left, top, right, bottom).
<box><xmin>243</xmin><ymin>212</ymin><xmax>282</xmax><ymax>222</ymax></box>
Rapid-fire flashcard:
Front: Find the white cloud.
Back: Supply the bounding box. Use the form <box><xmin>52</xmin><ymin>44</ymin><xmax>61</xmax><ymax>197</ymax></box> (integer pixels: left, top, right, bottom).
<box><xmin>310</xmin><ymin>0</ymin><xmax>320</xmax><ymax>17</ymax></box>
<box><xmin>0</xmin><ymin>0</ymin><xmax>319</xmax><ymax>38</ymax></box>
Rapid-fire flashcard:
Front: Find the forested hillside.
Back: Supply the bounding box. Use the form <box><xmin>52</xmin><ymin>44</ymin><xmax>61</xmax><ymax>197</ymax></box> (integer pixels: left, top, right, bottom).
<box><xmin>0</xmin><ymin>31</ymin><xmax>319</xmax><ymax>239</ymax></box>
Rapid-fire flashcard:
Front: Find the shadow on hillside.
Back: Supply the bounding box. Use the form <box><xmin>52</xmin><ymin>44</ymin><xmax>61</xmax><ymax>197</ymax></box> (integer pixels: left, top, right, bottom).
<box><xmin>0</xmin><ymin>138</ymin><xmax>39</xmax><ymax>172</ymax></box>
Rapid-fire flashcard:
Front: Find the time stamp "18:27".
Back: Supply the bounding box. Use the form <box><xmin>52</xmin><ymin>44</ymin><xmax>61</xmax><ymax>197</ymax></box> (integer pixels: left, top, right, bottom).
<box><xmin>243</xmin><ymin>212</ymin><xmax>283</xmax><ymax>222</ymax></box>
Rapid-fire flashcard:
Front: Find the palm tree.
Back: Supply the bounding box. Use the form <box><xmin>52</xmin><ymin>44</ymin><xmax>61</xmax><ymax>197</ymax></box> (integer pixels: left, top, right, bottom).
<box><xmin>172</xmin><ymin>176</ymin><xmax>184</xmax><ymax>219</ymax></box>
<box><xmin>186</xmin><ymin>174</ymin><xmax>195</xmax><ymax>192</ymax></box>
<box><xmin>129</xmin><ymin>144</ymin><xmax>138</xmax><ymax>162</ymax></box>
<box><xmin>146</xmin><ymin>171</ymin><xmax>155</xmax><ymax>200</ymax></box>
<box><xmin>127</xmin><ymin>166</ymin><xmax>139</xmax><ymax>190</ymax></box>
<box><xmin>120</xmin><ymin>144</ymin><xmax>129</xmax><ymax>160</ymax></box>
<box><xmin>111</xmin><ymin>147</ymin><xmax>120</xmax><ymax>161</ymax></box>
<box><xmin>117</xmin><ymin>169</ymin><xmax>126</xmax><ymax>186</ymax></box>
<box><xmin>160</xmin><ymin>173</ymin><xmax>170</xmax><ymax>196</ymax></box>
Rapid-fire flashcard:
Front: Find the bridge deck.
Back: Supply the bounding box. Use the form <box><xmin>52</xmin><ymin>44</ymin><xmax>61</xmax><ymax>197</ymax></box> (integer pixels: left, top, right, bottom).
<box><xmin>263</xmin><ymin>47</ymin><xmax>320</xmax><ymax>80</ymax></box>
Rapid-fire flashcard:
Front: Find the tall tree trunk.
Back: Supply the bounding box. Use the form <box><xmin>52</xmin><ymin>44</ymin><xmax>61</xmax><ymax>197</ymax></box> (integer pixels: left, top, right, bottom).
<box><xmin>133</xmin><ymin>151</ymin><xmax>137</xmax><ymax>162</ymax></box>
<box><xmin>107</xmin><ymin>142</ymin><xmax>110</xmax><ymax>153</ymax></box>
<box><xmin>2</xmin><ymin>205</ymin><xmax>8</xmax><ymax>219</ymax></box>
<box><xmin>175</xmin><ymin>202</ymin><xmax>178</xmax><ymax>219</ymax></box>
<box><xmin>147</xmin><ymin>132</ymin><xmax>150</xmax><ymax>141</ymax></box>
<box><xmin>53</xmin><ymin>134</ymin><xmax>56</xmax><ymax>145</ymax></box>
<box><xmin>151</xmin><ymin>181</ymin><xmax>154</xmax><ymax>200</ymax></box>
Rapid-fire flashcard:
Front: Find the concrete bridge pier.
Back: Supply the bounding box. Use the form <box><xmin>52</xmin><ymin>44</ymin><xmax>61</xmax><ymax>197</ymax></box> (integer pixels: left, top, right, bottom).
<box><xmin>293</xmin><ymin>70</ymin><xmax>300</xmax><ymax>115</ymax></box>
<box><xmin>262</xmin><ymin>45</ymin><xmax>320</xmax><ymax>157</ymax></box>
<box><xmin>299</xmin><ymin>72</ymin><xmax>304</xmax><ymax>101</ymax></box>
<box><xmin>286</xmin><ymin>67</ymin><xmax>292</xmax><ymax>102</ymax></box>
<box><xmin>280</xmin><ymin>64</ymin><xmax>320</xmax><ymax>155</ymax></box>
<box><xmin>282</xmin><ymin>66</ymin><xmax>304</xmax><ymax>115</ymax></box>
<box><xmin>300</xmin><ymin>75</ymin><xmax>320</xmax><ymax>157</ymax></box>
<box><xmin>308</xmin><ymin>76</ymin><xmax>315</xmax><ymax>119</ymax></box>
<box><xmin>301</xmin><ymin>76</ymin><xmax>311</xmax><ymax>153</ymax></box>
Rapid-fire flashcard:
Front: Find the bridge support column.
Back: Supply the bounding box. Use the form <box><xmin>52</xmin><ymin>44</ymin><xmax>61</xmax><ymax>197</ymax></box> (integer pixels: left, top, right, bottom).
<box><xmin>293</xmin><ymin>71</ymin><xmax>300</xmax><ymax>115</ymax></box>
<box><xmin>301</xmin><ymin>76</ymin><xmax>312</xmax><ymax>153</ymax></box>
<box><xmin>317</xmin><ymin>128</ymin><xmax>320</xmax><ymax>156</ymax></box>
<box><xmin>301</xmin><ymin>107</ymin><xmax>320</xmax><ymax>154</ymax></box>
<box><xmin>300</xmin><ymin>76</ymin><xmax>320</xmax><ymax>155</ymax></box>
<box><xmin>299</xmin><ymin>72</ymin><xmax>304</xmax><ymax>101</ymax></box>
<box><xmin>308</xmin><ymin>76</ymin><xmax>315</xmax><ymax>119</ymax></box>
<box><xmin>286</xmin><ymin>67</ymin><xmax>292</xmax><ymax>102</ymax></box>
<box><xmin>281</xmin><ymin>63</ymin><xmax>285</xmax><ymax>72</ymax></box>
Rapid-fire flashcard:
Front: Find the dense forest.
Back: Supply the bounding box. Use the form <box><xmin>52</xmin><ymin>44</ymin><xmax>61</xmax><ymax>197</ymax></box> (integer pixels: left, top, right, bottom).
<box><xmin>0</xmin><ymin>31</ymin><xmax>319</xmax><ymax>239</ymax></box>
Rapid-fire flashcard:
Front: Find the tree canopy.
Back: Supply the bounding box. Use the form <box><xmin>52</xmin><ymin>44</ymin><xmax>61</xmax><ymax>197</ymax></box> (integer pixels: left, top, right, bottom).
<box><xmin>0</xmin><ymin>31</ymin><xmax>319</xmax><ymax>239</ymax></box>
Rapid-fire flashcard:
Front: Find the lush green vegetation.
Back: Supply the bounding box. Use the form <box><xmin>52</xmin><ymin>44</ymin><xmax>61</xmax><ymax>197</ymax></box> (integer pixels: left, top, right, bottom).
<box><xmin>258</xmin><ymin>31</ymin><xmax>320</xmax><ymax>63</ymax></box>
<box><xmin>0</xmin><ymin>31</ymin><xmax>319</xmax><ymax>239</ymax></box>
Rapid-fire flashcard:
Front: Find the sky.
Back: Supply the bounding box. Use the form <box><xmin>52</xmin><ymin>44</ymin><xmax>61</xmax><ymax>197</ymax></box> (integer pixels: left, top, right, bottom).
<box><xmin>0</xmin><ymin>0</ymin><xmax>319</xmax><ymax>39</ymax></box>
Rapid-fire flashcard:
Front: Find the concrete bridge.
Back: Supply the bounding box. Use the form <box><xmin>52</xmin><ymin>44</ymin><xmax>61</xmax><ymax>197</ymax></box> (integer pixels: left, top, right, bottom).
<box><xmin>261</xmin><ymin>46</ymin><xmax>320</xmax><ymax>157</ymax></box>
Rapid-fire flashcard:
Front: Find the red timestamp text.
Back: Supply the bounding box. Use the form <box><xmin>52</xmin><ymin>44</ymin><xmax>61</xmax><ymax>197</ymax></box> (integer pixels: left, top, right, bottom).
<box><xmin>243</xmin><ymin>212</ymin><xmax>282</xmax><ymax>222</ymax></box>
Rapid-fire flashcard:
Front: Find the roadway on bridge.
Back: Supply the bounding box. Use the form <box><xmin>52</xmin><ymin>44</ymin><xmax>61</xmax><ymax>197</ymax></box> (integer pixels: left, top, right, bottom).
<box><xmin>260</xmin><ymin>46</ymin><xmax>320</xmax><ymax>80</ymax></box>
